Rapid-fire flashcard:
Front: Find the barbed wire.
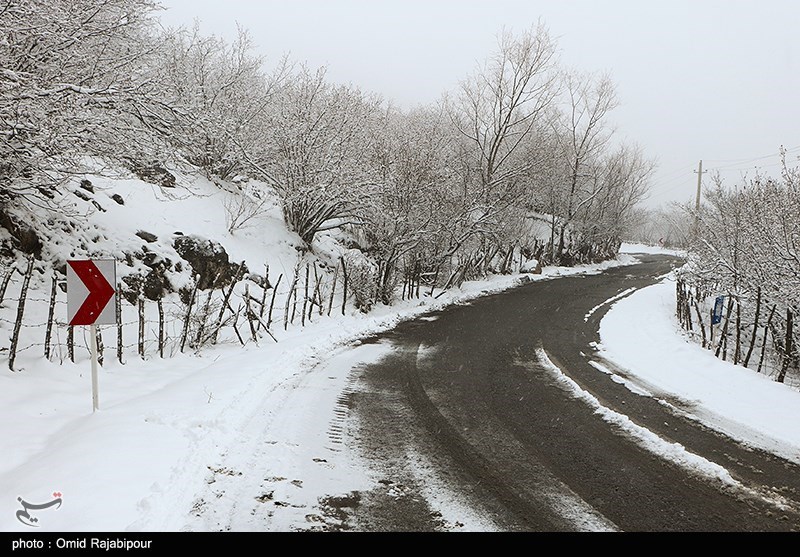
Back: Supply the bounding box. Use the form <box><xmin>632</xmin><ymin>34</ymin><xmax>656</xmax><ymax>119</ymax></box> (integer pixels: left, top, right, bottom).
<box><xmin>0</xmin><ymin>267</ymin><xmax>345</xmax><ymax>369</ymax></box>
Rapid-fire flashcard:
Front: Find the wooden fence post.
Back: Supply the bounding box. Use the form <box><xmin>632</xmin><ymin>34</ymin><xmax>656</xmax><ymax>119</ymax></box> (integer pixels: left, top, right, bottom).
<box><xmin>212</xmin><ymin>262</ymin><xmax>245</xmax><ymax>344</ymax></box>
<box><xmin>44</xmin><ymin>274</ymin><xmax>57</xmax><ymax>360</ymax></box>
<box><xmin>68</xmin><ymin>326</ymin><xmax>74</xmax><ymax>363</ymax></box>
<box><xmin>284</xmin><ymin>262</ymin><xmax>300</xmax><ymax>330</ymax></box>
<box><xmin>259</xmin><ymin>264</ymin><xmax>270</xmax><ymax>322</ymax></box>
<box><xmin>9</xmin><ymin>255</ymin><xmax>34</xmax><ymax>371</ymax></box>
<box><xmin>715</xmin><ymin>296</ymin><xmax>734</xmax><ymax>359</ymax></box>
<box><xmin>313</xmin><ymin>262</ymin><xmax>324</xmax><ymax>317</ymax></box>
<box><xmin>757</xmin><ymin>305</ymin><xmax>777</xmax><ymax>374</ymax></box>
<box><xmin>341</xmin><ymin>256</ymin><xmax>348</xmax><ymax>315</ymax></box>
<box><xmin>327</xmin><ymin>261</ymin><xmax>339</xmax><ymax>316</ymax></box>
<box><xmin>0</xmin><ymin>268</ymin><xmax>13</xmax><ymax>306</ymax></box>
<box><xmin>733</xmin><ymin>301</ymin><xmax>742</xmax><ymax>365</ymax></box>
<box><xmin>157</xmin><ymin>298</ymin><xmax>164</xmax><ymax>358</ymax></box>
<box><xmin>138</xmin><ymin>296</ymin><xmax>145</xmax><ymax>359</ymax></box>
<box><xmin>96</xmin><ymin>326</ymin><xmax>104</xmax><ymax>367</ymax></box>
<box><xmin>302</xmin><ymin>263</ymin><xmax>309</xmax><ymax>326</ymax></box>
<box><xmin>196</xmin><ymin>290</ymin><xmax>213</xmax><ymax>347</ymax></box>
<box><xmin>267</xmin><ymin>274</ymin><xmax>282</xmax><ymax>330</ymax></box>
<box><xmin>245</xmin><ymin>284</ymin><xmax>258</xmax><ymax>343</ymax></box>
<box><xmin>778</xmin><ymin>308</ymin><xmax>793</xmax><ymax>383</ymax></box>
<box><xmin>692</xmin><ymin>292</ymin><xmax>707</xmax><ymax>349</ymax></box>
<box><xmin>180</xmin><ymin>275</ymin><xmax>200</xmax><ymax>353</ymax></box>
<box><xmin>742</xmin><ymin>287</ymin><xmax>761</xmax><ymax>368</ymax></box>
<box><xmin>116</xmin><ymin>283</ymin><xmax>123</xmax><ymax>364</ymax></box>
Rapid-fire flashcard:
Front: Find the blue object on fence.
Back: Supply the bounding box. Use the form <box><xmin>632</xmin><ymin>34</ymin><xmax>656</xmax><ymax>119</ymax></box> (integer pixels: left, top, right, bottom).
<box><xmin>712</xmin><ymin>296</ymin><xmax>724</xmax><ymax>325</ymax></box>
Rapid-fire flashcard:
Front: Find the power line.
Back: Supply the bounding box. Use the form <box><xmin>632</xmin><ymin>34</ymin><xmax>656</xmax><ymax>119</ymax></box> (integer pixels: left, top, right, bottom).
<box><xmin>704</xmin><ymin>144</ymin><xmax>800</xmax><ymax>166</ymax></box>
<box><xmin>706</xmin><ymin>160</ymin><xmax>787</xmax><ymax>173</ymax></box>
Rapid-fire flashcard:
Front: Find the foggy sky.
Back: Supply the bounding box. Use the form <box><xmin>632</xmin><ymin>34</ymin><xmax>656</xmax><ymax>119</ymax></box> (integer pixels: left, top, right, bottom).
<box><xmin>156</xmin><ymin>0</ymin><xmax>800</xmax><ymax>210</ymax></box>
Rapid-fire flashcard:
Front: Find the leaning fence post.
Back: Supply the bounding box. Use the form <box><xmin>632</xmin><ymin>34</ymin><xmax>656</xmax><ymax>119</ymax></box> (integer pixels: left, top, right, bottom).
<box><xmin>267</xmin><ymin>274</ymin><xmax>282</xmax><ymax>330</ymax></box>
<box><xmin>313</xmin><ymin>262</ymin><xmax>324</xmax><ymax>317</ymax></box>
<box><xmin>341</xmin><ymin>256</ymin><xmax>348</xmax><ymax>315</ymax></box>
<box><xmin>0</xmin><ymin>267</ymin><xmax>13</xmax><ymax>306</ymax></box>
<box><xmin>196</xmin><ymin>289</ymin><xmax>213</xmax><ymax>347</ymax></box>
<box><xmin>327</xmin><ymin>260</ymin><xmax>339</xmax><ymax>317</ymax></box>
<box><xmin>284</xmin><ymin>271</ymin><xmax>298</xmax><ymax>331</ymax></box>
<box><xmin>213</xmin><ymin>263</ymin><xmax>245</xmax><ymax>344</ymax></box>
<box><xmin>301</xmin><ymin>263</ymin><xmax>309</xmax><ymax>327</ymax></box>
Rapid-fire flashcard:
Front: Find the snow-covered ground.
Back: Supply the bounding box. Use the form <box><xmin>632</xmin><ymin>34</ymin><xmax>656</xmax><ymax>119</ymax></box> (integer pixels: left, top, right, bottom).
<box><xmin>4</xmin><ymin>193</ymin><xmax>799</xmax><ymax>532</ymax></box>
<box><xmin>0</xmin><ymin>239</ymin><xmax>638</xmax><ymax>532</ymax></box>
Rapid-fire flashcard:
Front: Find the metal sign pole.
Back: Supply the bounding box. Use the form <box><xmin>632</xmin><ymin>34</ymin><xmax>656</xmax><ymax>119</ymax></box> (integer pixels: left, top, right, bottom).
<box><xmin>90</xmin><ymin>324</ymin><xmax>99</xmax><ymax>412</ymax></box>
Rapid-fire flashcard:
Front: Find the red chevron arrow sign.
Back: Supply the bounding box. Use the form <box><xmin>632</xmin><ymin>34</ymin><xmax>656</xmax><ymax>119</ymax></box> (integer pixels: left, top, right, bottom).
<box><xmin>67</xmin><ymin>259</ymin><xmax>116</xmax><ymax>326</ymax></box>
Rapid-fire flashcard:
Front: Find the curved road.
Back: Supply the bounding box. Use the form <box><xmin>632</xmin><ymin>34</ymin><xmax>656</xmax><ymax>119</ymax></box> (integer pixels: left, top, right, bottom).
<box><xmin>329</xmin><ymin>254</ymin><xmax>800</xmax><ymax>532</ymax></box>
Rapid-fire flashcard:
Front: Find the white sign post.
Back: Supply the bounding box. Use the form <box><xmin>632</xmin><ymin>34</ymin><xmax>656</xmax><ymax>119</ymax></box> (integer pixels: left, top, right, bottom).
<box><xmin>66</xmin><ymin>259</ymin><xmax>116</xmax><ymax>412</ymax></box>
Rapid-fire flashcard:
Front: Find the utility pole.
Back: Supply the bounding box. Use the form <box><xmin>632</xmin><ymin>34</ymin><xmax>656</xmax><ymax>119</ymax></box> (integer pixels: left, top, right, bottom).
<box><xmin>694</xmin><ymin>160</ymin><xmax>705</xmax><ymax>212</ymax></box>
<box><xmin>692</xmin><ymin>160</ymin><xmax>707</xmax><ymax>239</ymax></box>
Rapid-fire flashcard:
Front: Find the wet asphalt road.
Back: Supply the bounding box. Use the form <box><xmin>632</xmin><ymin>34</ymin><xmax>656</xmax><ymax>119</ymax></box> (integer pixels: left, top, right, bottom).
<box><xmin>333</xmin><ymin>254</ymin><xmax>800</xmax><ymax>532</ymax></box>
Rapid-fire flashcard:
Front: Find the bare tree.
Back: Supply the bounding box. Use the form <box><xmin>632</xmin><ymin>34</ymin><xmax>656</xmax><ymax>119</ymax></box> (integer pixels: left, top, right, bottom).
<box><xmin>551</xmin><ymin>70</ymin><xmax>619</xmax><ymax>262</ymax></box>
<box><xmin>571</xmin><ymin>143</ymin><xmax>655</xmax><ymax>261</ymax></box>
<box><xmin>242</xmin><ymin>66</ymin><xmax>383</xmax><ymax>245</ymax></box>
<box><xmin>158</xmin><ymin>23</ymin><xmax>289</xmax><ymax>181</ymax></box>
<box><xmin>447</xmin><ymin>23</ymin><xmax>560</xmax><ymax>258</ymax></box>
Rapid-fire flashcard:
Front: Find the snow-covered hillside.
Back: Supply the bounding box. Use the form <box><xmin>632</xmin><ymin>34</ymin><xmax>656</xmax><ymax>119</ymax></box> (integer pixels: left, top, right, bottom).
<box><xmin>0</xmin><ymin>169</ymin><xmax>348</xmax><ymax>371</ymax></box>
